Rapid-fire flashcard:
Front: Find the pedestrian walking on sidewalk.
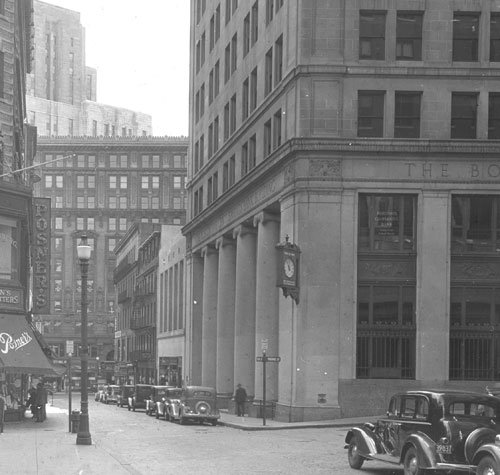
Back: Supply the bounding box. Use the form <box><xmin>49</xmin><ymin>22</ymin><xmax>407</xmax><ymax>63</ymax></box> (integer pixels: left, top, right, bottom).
<box><xmin>35</xmin><ymin>382</ymin><xmax>47</xmax><ymax>422</ymax></box>
<box><xmin>0</xmin><ymin>392</ymin><xmax>5</xmax><ymax>433</ymax></box>
<box><xmin>234</xmin><ymin>383</ymin><xmax>247</xmax><ymax>417</ymax></box>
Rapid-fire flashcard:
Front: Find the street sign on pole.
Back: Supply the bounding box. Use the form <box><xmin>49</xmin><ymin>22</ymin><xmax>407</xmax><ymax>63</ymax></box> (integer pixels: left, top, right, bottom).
<box><xmin>256</xmin><ymin>352</ymin><xmax>281</xmax><ymax>426</ymax></box>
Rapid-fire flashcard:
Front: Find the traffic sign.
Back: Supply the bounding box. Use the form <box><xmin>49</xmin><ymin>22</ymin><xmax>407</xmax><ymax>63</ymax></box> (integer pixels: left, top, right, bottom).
<box><xmin>256</xmin><ymin>356</ymin><xmax>281</xmax><ymax>362</ymax></box>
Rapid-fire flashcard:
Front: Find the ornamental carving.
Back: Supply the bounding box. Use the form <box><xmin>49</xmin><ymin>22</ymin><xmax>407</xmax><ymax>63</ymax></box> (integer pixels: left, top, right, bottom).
<box><xmin>359</xmin><ymin>261</ymin><xmax>414</xmax><ymax>279</ymax></box>
<box><xmin>453</xmin><ymin>262</ymin><xmax>497</xmax><ymax>280</ymax></box>
<box><xmin>309</xmin><ymin>159</ymin><xmax>341</xmax><ymax>177</ymax></box>
<box><xmin>284</xmin><ymin>164</ymin><xmax>295</xmax><ymax>184</ymax></box>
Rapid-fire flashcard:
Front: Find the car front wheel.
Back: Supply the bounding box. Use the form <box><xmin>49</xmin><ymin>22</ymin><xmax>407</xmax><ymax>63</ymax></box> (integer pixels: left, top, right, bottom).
<box><xmin>404</xmin><ymin>447</ymin><xmax>423</xmax><ymax>475</ymax></box>
<box><xmin>477</xmin><ymin>456</ymin><xmax>500</xmax><ymax>475</ymax></box>
<box><xmin>347</xmin><ymin>438</ymin><xmax>364</xmax><ymax>469</ymax></box>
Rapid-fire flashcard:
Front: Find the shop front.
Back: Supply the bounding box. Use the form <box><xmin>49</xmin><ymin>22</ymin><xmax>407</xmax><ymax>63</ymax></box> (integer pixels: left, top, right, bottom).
<box><xmin>0</xmin><ymin>313</ymin><xmax>65</xmax><ymax>420</ymax></box>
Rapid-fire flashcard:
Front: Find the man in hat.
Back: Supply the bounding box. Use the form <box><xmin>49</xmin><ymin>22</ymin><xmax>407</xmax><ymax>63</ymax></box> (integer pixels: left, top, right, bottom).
<box><xmin>234</xmin><ymin>383</ymin><xmax>247</xmax><ymax>417</ymax></box>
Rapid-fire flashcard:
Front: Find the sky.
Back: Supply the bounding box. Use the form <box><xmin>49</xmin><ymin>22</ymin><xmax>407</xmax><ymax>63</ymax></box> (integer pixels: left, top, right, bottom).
<box><xmin>44</xmin><ymin>0</ymin><xmax>191</xmax><ymax>137</ymax></box>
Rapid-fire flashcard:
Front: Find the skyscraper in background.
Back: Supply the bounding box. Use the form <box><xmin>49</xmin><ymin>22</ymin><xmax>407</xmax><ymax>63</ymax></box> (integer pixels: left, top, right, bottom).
<box><xmin>26</xmin><ymin>0</ymin><xmax>152</xmax><ymax>138</ymax></box>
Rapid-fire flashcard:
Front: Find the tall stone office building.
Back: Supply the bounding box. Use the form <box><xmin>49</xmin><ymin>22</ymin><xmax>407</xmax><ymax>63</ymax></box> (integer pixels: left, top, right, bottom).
<box><xmin>33</xmin><ymin>136</ymin><xmax>188</xmax><ymax>385</ymax></box>
<box><xmin>26</xmin><ymin>0</ymin><xmax>152</xmax><ymax>137</ymax></box>
<box><xmin>184</xmin><ymin>0</ymin><xmax>500</xmax><ymax>421</ymax></box>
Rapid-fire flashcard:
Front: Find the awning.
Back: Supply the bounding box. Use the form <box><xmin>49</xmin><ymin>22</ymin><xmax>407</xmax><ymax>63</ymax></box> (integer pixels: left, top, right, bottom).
<box><xmin>0</xmin><ymin>314</ymin><xmax>65</xmax><ymax>375</ymax></box>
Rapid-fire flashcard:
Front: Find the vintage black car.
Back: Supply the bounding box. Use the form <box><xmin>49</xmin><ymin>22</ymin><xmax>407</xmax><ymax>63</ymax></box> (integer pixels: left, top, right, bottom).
<box><xmin>158</xmin><ymin>387</ymin><xmax>183</xmax><ymax>420</ymax></box>
<box><xmin>103</xmin><ymin>385</ymin><xmax>120</xmax><ymax>404</ymax></box>
<box><xmin>167</xmin><ymin>386</ymin><xmax>219</xmax><ymax>425</ymax></box>
<box><xmin>130</xmin><ymin>384</ymin><xmax>153</xmax><ymax>412</ymax></box>
<box><xmin>145</xmin><ymin>385</ymin><xmax>172</xmax><ymax>416</ymax></box>
<box><xmin>117</xmin><ymin>384</ymin><xmax>134</xmax><ymax>409</ymax></box>
<box><xmin>345</xmin><ymin>390</ymin><xmax>500</xmax><ymax>474</ymax></box>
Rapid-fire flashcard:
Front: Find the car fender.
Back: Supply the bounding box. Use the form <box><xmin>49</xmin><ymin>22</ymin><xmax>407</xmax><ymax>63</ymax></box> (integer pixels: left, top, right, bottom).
<box><xmin>345</xmin><ymin>427</ymin><xmax>380</xmax><ymax>456</ymax></box>
<box><xmin>401</xmin><ymin>433</ymin><xmax>436</xmax><ymax>469</ymax></box>
<box><xmin>465</xmin><ymin>428</ymin><xmax>497</xmax><ymax>464</ymax></box>
<box><xmin>472</xmin><ymin>443</ymin><xmax>500</xmax><ymax>467</ymax></box>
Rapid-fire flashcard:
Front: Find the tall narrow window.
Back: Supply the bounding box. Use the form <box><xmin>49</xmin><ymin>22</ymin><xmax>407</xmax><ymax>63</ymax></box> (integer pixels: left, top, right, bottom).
<box><xmin>249</xmin><ymin>134</ymin><xmax>256</xmax><ymax>169</ymax></box>
<box><xmin>215</xmin><ymin>4</ymin><xmax>221</xmax><ymax>41</ymax></box>
<box><xmin>231</xmin><ymin>33</ymin><xmax>237</xmax><ymax>73</ymax></box>
<box><xmin>274</xmin><ymin>35</ymin><xmax>283</xmax><ymax>85</ymax></box>
<box><xmin>209</xmin><ymin>69</ymin><xmax>214</xmax><ymax>104</ymax></box>
<box><xmin>229</xmin><ymin>154</ymin><xmax>235</xmax><ymax>186</ymax></box>
<box><xmin>491</xmin><ymin>13</ymin><xmax>500</xmax><ymax>62</ymax></box>
<box><xmin>451</xmin><ymin>93</ymin><xmax>477</xmax><ymax>139</ymax></box>
<box><xmin>359</xmin><ymin>11</ymin><xmax>386</xmax><ymax>60</ymax></box>
<box><xmin>213</xmin><ymin>116</ymin><xmax>219</xmax><ymax>153</ymax></box>
<box><xmin>396</xmin><ymin>12</ymin><xmax>423</xmax><ymax>61</ymax></box>
<box><xmin>223</xmin><ymin>161</ymin><xmax>229</xmax><ymax>192</ymax></box>
<box><xmin>265</xmin><ymin>47</ymin><xmax>273</xmax><ymax>96</ymax></box>
<box><xmin>214</xmin><ymin>60</ymin><xmax>220</xmax><ymax>97</ymax></box>
<box><xmin>209</xmin><ymin>14</ymin><xmax>215</xmax><ymax>50</ymax></box>
<box><xmin>241</xmin><ymin>142</ymin><xmax>248</xmax><ymax>176</ymax></box>
<box><xmin>250</xmin><ymin>67</ymin><xmax>258</xmax><ymax>111</ymax></box>
<box><xmin>264</xmin><ymin>120</ymin><xmax>272</xmax><ymax>157</ymax></box>
<box><xmin>243</xmin><ymin>13</ymin><xmax>250</xmax><ymax>56</ymax></box>
<box><xmin>230</xmin><ymin>94</ymin><xmax>237</xmax><ymax>134</ymax></box>
<box><xmin>266</xmin><ymin>0</ymin><xmax>274</xmax><ymax>25</ymax></box>
<box><xmin>242</xmin><ymin>78</ymin><xmax>249</xmax><ymax>120</ymax></box>
<box><xmin>453</xmin><ymin>13</ymin><xmax>479</xmax><ymax>62</ymax></box>
<box><xmin>358</xmin><ymin>91</ymin><xmax>385</xmax><ymax>137</ymax></box>
<box><xmin>224</xmin><ymin>43</ymin><xmax>231</xmax><ymax>83</ymax></box>
<box><xmin>488</xmin><ymin>93</ymin><xmax>500</xmax><ymax>139</ymax></box>
<box><xmin>273</xmin><ymin>109</ymin><xmax>282</xmax><ymax>148</ymax></box>
<box><xmin>224</xmin><ymin>101</ymin><xmax>230</xmax><ymax>140</ymax></box>
<box><xmin>394</xmin><ymin>92</ymin><xmax>421</xmax><ymax>138</ymax></box>
<box><xmin>251</xmin><ymin>2</ymin><xmax>258</xmax><ymax>45</ymax></box>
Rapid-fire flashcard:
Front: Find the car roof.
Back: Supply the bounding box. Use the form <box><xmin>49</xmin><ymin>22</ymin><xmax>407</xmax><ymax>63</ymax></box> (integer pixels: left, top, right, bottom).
<box><xmin>393</xmin><ymin>389</ymin><xmax>500</xmax><ymax>405</ymax></box>
<box><xmin>152</xmin><ymin>385</ymin><xmax>173</xmax><ymax>389</ymax></box>
<box><xmin>184</xmin><ymin>385</ymin><xmax>215</xmax><ymax>392</ymax></box>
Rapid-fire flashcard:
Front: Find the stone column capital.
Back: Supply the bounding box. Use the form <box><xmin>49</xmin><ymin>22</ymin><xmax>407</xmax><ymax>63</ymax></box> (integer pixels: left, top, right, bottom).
<box><xmin>215</xmin><ymin>235</ymin><xmax>235</xmax><ymax>250</ymax></box>
<box><xmin>233</xmin><ymin>224</ymin><xmax>256</xmax><ymax>239</ymax></box>
<box><xmin>253</xmin><ymin>211</ymin><xmax>280</xmax><ymax>227</ymax></box>
<box><xmin>201</xmin><ymin>244</ymin><xmax>217</xmax><ymax>258</ymax></box>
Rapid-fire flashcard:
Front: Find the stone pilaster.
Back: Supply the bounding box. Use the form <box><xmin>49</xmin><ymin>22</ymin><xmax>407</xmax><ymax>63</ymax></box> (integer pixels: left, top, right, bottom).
<box><xmin>253</xmin><ymin>211</ymin><xmax>280</xmax><ymax>401</ymax></box>
<box><xmin>215</xmin><ymin>235</ymin><xmax>236</xmax><ymax>396</ymax></box>
<box><xmin>233</xmin><ymin>224</ymin><xmax>257</xmax><ymax>396</ymax></box>
<box><xmin>201</xmin><ymin>245</ymin><xmax>218</xmax><ymax>387</ymax></box>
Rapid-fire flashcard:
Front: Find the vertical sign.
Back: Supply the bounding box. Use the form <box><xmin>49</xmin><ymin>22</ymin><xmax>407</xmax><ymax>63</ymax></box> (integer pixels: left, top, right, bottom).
<box><xmin>32</xmin><ymin>198</ymin><xmax>51</xmax><ymax>314</ymax></box>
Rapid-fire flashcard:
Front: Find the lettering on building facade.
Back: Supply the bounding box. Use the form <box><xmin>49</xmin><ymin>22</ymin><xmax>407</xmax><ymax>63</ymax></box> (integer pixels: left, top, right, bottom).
<box><xmin>32</xmin><ymin>198</ymin><xmax>51</xmax><ymax>314</ymax></box>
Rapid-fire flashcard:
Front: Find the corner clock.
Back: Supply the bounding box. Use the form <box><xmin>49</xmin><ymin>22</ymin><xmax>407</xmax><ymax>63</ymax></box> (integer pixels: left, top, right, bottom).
<box><xmin>276</xmin><ymin>236</ymin><xmax>300</xmax><ymax>304</ymax></box>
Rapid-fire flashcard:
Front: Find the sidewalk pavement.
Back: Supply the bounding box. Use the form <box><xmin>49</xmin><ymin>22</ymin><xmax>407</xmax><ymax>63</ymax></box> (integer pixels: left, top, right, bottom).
<box><xmin>217</xmin><ymin>409</ymin><xmax>373</xmax><ymax>431</ymax></box>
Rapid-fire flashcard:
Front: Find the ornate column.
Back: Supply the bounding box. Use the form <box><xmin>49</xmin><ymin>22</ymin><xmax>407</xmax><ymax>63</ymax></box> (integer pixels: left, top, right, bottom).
<box><xmin>201</xmin><ymin>245</ymin><xmax>218</xmax><ymax>387</ymax></box>
<box><xmin>253</xmin><ymin>212</ymin><xmax>280</xmax><ymax>402</ymax></box>
<box><xmin>233</xmin><ymin>224</ymin><xmax>257</xmax><ymax>396</ymax></box>
<box><xmin>215</xmin><ymin>236</ymin><xmax>236</xmax><ymax>398</ymax></box>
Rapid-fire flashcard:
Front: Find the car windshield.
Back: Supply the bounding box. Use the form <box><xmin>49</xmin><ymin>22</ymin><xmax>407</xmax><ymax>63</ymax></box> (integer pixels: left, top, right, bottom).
<box><xmin>448</xmin><ymin>401</ymin><xmax>498</xmax><ymax>419</ymax></box>
<box><xmin>156</xmin><ymin>389</ymin><xmax>169</xmax><ymax>398</ymax></box>
<box><xmin>168</xmin><ymin>389</ymin><xmax>182</xmax><ymax>398</ymax></box>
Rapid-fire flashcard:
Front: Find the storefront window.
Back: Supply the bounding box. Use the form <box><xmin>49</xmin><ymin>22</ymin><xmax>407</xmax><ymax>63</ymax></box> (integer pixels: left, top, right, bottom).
<box><xmin>451</xmin><ymin>195</ymin><xmax>500</xmax><ymax>252</ymax></box>
<box><xmin>0</xmin><ymin>216</ymin><xmax>20</xmax><ymax>281</ymax></box>
<box><xmin>358</xmin><ymin>194</ymin><xmax>416</xmax><ymax>251</ymax></box>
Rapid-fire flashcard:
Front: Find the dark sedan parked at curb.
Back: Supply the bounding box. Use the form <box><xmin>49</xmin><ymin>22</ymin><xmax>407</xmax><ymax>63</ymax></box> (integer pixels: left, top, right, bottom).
<box><xmin>345</xmin><ymin>389</ymin><xmax>500</xmax><ymax>474</ymax></box>
<box><xmin>158</xmin><ymin>387</ymin><xmax>183</xmax><ymax>420</ymax></box>
<box><xmin>168</xmin><ymin>386</ymin><xmax>220</xmax><ymax>426</ymax></box>
<box><xmin>130</xmin><ymin>384</ymin><xmax>153</xmax><ymax>412</ymax></box>
<box><xmin>117</xmin><ymin>384</ymin><xmax>134</xmax><ymax>409</ymax></box>
<box><xmin>103</xmin><ymin>385</ymin><xmax>120</xmax><ymax>404</ymax></box>
<box><xmin>145</xmin><ymin>385</ymin><xmax>172</xmax><ymax>417</ymax></box>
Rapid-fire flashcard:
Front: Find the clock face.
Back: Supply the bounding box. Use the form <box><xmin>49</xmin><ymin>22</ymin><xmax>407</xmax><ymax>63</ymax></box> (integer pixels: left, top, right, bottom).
<box><xmin>284</xmin><ymin>257</ymin><xmax>295</xmax><ymax>279</ymax></box>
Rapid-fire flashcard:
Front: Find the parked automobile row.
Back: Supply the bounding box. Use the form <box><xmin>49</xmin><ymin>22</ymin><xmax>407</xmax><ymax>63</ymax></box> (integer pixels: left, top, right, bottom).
<box><xmin>95</xmin><ymin>383</ymin><xmax>220</xmax><ymax>426</ymax></box>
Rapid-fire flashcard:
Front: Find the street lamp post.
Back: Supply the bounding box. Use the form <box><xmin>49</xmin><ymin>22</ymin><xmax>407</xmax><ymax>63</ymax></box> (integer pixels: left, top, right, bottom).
<box><xmin>76</xmin><ymin>235</ymin><xmax>92</xmax><ymax>445</ymax></box>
